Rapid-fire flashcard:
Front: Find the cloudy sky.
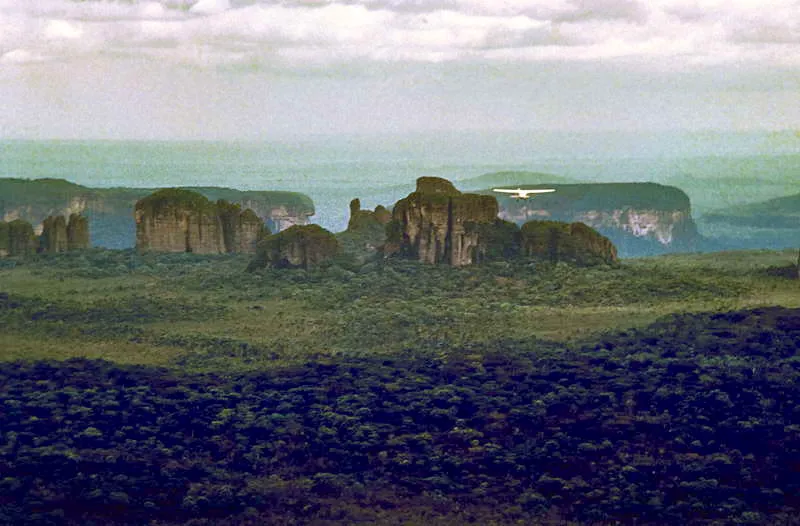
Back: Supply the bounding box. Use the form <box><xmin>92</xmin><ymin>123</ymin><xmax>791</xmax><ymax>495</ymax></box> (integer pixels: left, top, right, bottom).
<box><xmin>1</xmin><ymin>0</ymin><xmax>798</xmax><ymax>140</ymax></box>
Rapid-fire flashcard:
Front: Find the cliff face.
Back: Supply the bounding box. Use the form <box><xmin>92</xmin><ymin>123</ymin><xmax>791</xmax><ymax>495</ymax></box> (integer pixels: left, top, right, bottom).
<box><xmin>490</xmin><ymin>183</ymin><xmax>700</xmax><ymax>257</ymax></box>
<box><xmin>0</xmin><ymin>178</ymin><xmax>314</xmax><ymax>249</ymax></box>
<box><xmin>135</xmin><ymin>190</ymin><xmax>266</xmax><ymax>254</ymax></box>
<box><xmin>66</xmin><ymin>214</ymin><xmax>90</xmax><ymax>251</ymax></box>
<box><xmin>521</xmin><ymin>221</ymin><xmax>618</xmax><ymax>266</ymax></box>
<box><xmin>38</xmin><ymin>214</ymin><xmax>91</xmax><ymax>254</ymax></box>
<box><xmin>219</xmin><ymin>203</ymin><xmax>267</xmax><ymax>254</ymax></box>
<box><xmin>248</xmin><ymin>224</ymin><xmax>339</xmax><ymax>270</ymax></box>
<box><xmin>0</xmin><ymin>220</ymin><xmax>37</xmax><ymax>257</ymax></box>
<box><xmin>40</xmin><ymin>215</ymin><xmax>68</xmax><ymax>253</ymax></box>
<box><xmin>389</xmin><ymin>177</ymin><xmax>500</xmax><ymax>266</ymax></box>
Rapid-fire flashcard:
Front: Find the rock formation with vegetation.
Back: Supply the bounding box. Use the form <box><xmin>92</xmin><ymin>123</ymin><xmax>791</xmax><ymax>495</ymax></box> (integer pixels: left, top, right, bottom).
<box><xmin>521</xmin><ymin>220</ymin><xmax>618</xmax><ymax>265</ymax></box>
<box><xmin>248</xmin><ymin>224</ymin><xmax>339</xmax><ymax>270</ymax></box>
<box><xmin>39</xmin><ymin>214</ymin><xmax>91</xmax><ymax>254</ymax></box>
<box><xmin>486</xmin><ymin>182</ymin><xmax>700</xmax><ymax>256</ymax></box>
<box><xmin>388</xmin><ymin>177</ymin><xmax>500</xmax><ymax>266</ymax></box>
<box><xmin>39</xmin><ymin>215</ymin><xmax>68</xmax><ymax>254</ymax></box>
<box><xmin>0</xmin><ymin>219</ymin><xmax>37</xmax><ymax>257</ymax></box>
<box><xmin>337</xmin><ymin>199</ymin><xmax>392</xmax><ymax>263</ymax></box>
<box><xmin>135</xmin><ymin>189</ymin><xmax>267</xmax><ymax>254</ymax></box>
<box><xmin>0</xmin><ymin>178</ymin><xmax>314</xmax><ymax>249</ymax></box>
<box><xmin>66</xmin><ymin>213</ymin><xmax>90</xmax><ymax>251</ymax></box>
<box><xmin>218</xmin><ymin>201</ymin><xmax>269</xmax><ymax>254</ymax></box>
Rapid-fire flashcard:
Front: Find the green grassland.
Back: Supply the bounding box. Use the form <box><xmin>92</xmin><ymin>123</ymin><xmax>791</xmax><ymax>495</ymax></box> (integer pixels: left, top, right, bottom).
<box><xmin>2</xmin><ymin>249</ymin><xmax>800</xmax><ymax>525</ymax></box>
<box><xmin>1</xmin><ymin>248</ymin><xmax>798</xmax><ymax>372</ymax></box>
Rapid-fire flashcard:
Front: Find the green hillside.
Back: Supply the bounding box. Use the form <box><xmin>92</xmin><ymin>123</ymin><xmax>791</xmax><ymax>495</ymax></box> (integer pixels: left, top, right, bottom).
<box><xmin>458</xmin><ymin>171</ymin><xmax>577</xmax><ymax>191</ymax></box>
<box><xmin>704</xmin><ymin>193</ymin><xmax>800</xmax><ymax>229</ymax></box>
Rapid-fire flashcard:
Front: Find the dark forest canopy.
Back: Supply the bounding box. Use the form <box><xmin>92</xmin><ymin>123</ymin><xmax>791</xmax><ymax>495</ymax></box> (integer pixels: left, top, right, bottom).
<box><xmin>1</xmin><ymin>307</ymin><xmax>799</xmax><ymax>525</ymax></box>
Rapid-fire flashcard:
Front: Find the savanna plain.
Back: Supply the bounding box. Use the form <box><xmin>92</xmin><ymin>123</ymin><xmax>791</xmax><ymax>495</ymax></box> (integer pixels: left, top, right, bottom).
<box><xmin>2</xmin><ymin>245</ymin><xmax>800</xmax><ymax>524</ymax></box>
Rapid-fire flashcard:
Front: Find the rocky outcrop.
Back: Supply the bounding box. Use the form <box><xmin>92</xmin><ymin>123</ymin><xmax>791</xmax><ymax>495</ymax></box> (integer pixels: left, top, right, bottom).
<box><xmin>521</xmin><ymin>220</ymin><xmax>618</xmax><ymax>266</ymax></box>
<box><xmin>488</xmin><ymin>183</ymin><xmax>700</xmax><ymax>257</ymax></box>
<box><xmin>135</xmin><ymin>189</ymin><xmax>267</xmax><ymax>254</ymax></box>
<box><xmin>248</xmin><ymin>224</ymin><xmax>339</xmax><ymax>270</ymax></box>
<box><xmin>66</xmin><ymin>214</ymin><xmax>90</xmax><ymax>251</ymax></box>
<box><xmin>347</xmin><ymin>199</ymin><xmax>391</xmax><ymax>232</ymax></box>
<box><xmin>389</xmin><ymin>177</ymin><xmax>500</xmax><ymax>266</ymax></box>
<box><xmin>218</xmin><ymin>201</ymin><xmax>269</xmax><ymax>254</ymax></box>
<box><xmin>0</xmin><ymin>222</ymin><xmax>7</xmax><ymax>257</ymax></box>
<box><xmin>0</xmin><ymin>178</ymin><xmax>314</xmax><ymax>249</ymax></box>
<box><xmin>338</xmin><ymin>199</ymin><xmax>393</xmax><ymax>263</ymax></box>
<box><xmin>38</xmin><ymin>214</ymin><xmax>91</xmax><ymax>253</ymax></box>
<box><xmin>0</xmin><ymin>220</ymin><xmax>37</xmax><ymax>257</ymax></box>
<box><xmin>40</xmin><ymin>215</ymin><xmax>68</xmax><ymax>253</ymax></box>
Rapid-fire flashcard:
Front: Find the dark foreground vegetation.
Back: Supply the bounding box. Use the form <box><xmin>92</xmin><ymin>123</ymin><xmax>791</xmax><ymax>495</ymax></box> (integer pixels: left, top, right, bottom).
<box><xmin>2</xmin><ymin>307</ymin><xmax>800</xmax><ymax>525</ymax></box>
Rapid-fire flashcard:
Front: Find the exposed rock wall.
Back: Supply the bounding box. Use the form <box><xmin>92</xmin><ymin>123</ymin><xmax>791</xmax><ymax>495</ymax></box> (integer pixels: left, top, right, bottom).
<box><xmin>0</xmin><ymin>220</ymin><xmax>37</xmax><ymax>257</ymax></box>
<box><xmin>389</xmin><ymin>177</ymin><xmax>499</xmax><ymax>266</ymax></box>
<box><xmin>37</xmin><ymin>214</ymin><xmax>91</xmax><ymax>254</ymax></box>
<box><xmin>338</xmin><ymin>199</ymin><xmax>393</xmax><ymax>263</ymax></box>
<box><xmin>521</xmin><ymin>220</ymin><xmax>618</xmax><ymax>265</ymax></box>
<box><xmin>219</xmin><ymin>201</ymin><xmax>268</xmax><ymax>254</ymax></box>
<box><xmin>491</xmin><ymin>183</ymin><xmax>700</xmax><ymax>256</ymax></box>
<box><xmin>0</xmin><ymin>178</ymin><xmax>314</xmax><ymax>249</ymax></box>
<box><xmin>347</xmin><ymin>199</ymin><xmax>391</xmax><ymax>232</ymax></box>
<box><xmin>67</xmin><ymin>214</ymin><xmax>90</xmax><ymax>251</ymax></box>
<box><xmin>248</xmin><ymin>224</ymin><xmax>339</xmax><ymax>270</ymax></box>
<box><xmin>40</xmin><ymin>215</ymin><xmax>68</xmax><ymax>253</ymax></box>
<box><xmin>135</xmin><ymin>190</ymin><xmax>267</xmax><ymax>254</ymax></box>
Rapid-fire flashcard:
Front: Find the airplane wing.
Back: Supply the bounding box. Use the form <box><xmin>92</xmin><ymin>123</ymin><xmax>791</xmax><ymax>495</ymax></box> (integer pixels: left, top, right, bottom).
<box><xmin>492</xmin><ymin>188</ymin><xmax>521</xmax><ymax>194</ymax></box>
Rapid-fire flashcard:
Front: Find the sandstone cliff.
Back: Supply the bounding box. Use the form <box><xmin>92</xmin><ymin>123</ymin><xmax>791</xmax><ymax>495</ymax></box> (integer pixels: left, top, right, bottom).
<box><xmin>521</xmin><ymin>220</ymin><xmax>618</xmax><ymax>266</ymax></box>
<box><xmin>0</xmin><ymin>178</ymin><xmax>314</xmax><ymax>249</ymax></box>
<box><xmin>38</xmin><ymin>214</ymin><xmax>91</xmax><ymax>253</ymax></box>
<box><xmin>67</xmin><ymin>214</ymin><xmax>90</xmax><ymax>251</ymax></box>
<box><xmin>0</xmin><ymin>220</ymin><xmax>37</xmax><ymax>257</ymax></box>
<box><xmin>389</xmin><ymin>177</ymin><xmax>500</xmax><ymax>266</ymax></box>
<box><xmin>248</xmin><ymin>224</ymin><xmax>339</xmax><ymax>270</ymax></box>
<box><xmin>218</xmin><ymin>201</ymin><xmax>268</xmax><ymax>254</ymax></box>
<box><xmin>485</xmin><ymin>182</ymin><xmax>700</xmax><ymax>257</ymax></box>
<box><xmin>135</xmin><ymin>190</ymin><xmax>267</xmax><ymax>254</ymax></box>
<box><xmin>40</xmin><ymin>215</ymin><xmax>68</xmax><ymax>253</ymax></box>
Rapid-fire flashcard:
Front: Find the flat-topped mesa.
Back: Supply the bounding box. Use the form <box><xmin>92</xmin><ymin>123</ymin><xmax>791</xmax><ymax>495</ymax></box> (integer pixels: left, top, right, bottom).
<box><xmin>0</xmin><ymin>219</ymin><xmax>37</xmax><ymax>257</ymax></box>
<box><xmin>135</xmin><ymin>189</ymin><xmax>266</xmax><ymax>254</ymax></box>
<box><xmin>389</xmin><ymin>177</ymin><xmax>500</xmax><ymax>266</ymax></box>
<box><xmin>248</xmin><ymin>224</ymin><xmax>339</xmax><ymax>270</ymax></box>
<box><xmin>0</xmin><ymin>178</ymin><xmax>315</xmax><ymax>249</ymax></box>
<box><xmin>489</xmin><ymin>182</ymin><xmax>700</xmax><ymax>256</ymax></box>
<box><xmin>521</xmin><ymin>220</ymin><xmax>618</xmax><ymax>266</ymax></box>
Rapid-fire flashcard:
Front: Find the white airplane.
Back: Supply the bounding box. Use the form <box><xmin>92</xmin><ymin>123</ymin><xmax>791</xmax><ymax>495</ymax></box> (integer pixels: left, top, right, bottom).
<box><xmin>492</xmin><ymin>188</ymin><xmax>556</xmax><ymax>200</ymax></box>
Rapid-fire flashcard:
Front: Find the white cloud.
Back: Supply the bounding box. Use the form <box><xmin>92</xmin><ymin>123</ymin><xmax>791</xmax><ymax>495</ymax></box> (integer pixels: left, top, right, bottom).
<box><xmin>0</xmin><ymin>0</ymin><xmax>797</xmax><ymax>69</ymax></box>
<box><xmin>190</xmin><ymin>0</ymin><xmax>231</xmax><ymax>15</ymax></box>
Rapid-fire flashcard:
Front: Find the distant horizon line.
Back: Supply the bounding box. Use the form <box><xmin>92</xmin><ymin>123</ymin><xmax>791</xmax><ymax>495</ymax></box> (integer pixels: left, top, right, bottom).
<box><xmin>2</xmin><ymin>128</ymin><xmax>798</xmax><ymax>144</ymax></box>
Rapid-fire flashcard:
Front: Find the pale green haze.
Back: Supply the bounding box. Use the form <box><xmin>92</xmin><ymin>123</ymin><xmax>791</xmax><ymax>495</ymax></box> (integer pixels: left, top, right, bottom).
<box><xmin>2</xmin><ymin>131</ymin><xmax>799</xmax><ymax>234</ymax></box>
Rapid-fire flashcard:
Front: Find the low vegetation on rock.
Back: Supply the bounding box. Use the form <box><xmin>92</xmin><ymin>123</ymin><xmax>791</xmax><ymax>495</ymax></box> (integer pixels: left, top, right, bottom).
<box><xmin>248</xmin><ymin>224</ymin><xmax>339</xmax><ymax>270</ymax></box>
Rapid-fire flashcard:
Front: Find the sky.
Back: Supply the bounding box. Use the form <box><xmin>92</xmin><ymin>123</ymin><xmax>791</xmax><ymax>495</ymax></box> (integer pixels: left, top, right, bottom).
<box><xmin>0</xmin><ymin>0</ymin><xmax>799</xmax><ymax>140</ymax></box>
